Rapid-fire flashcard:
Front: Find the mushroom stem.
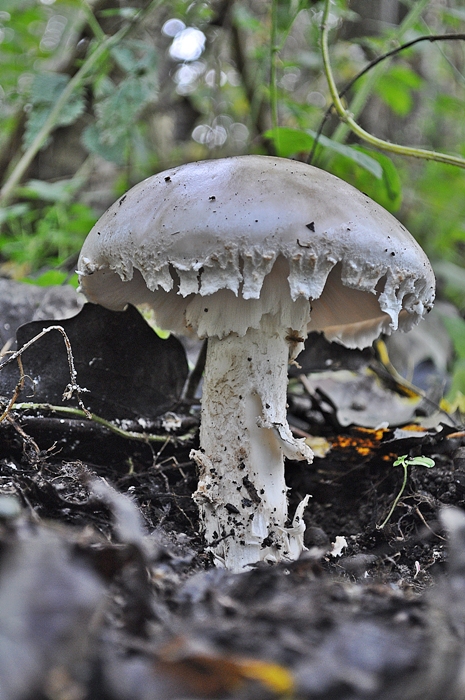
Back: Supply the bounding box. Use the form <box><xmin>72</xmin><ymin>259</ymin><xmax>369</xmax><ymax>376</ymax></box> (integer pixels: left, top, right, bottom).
<box><xmin>191</xmin><ymin>317</ymin><xmax>313</xmax><ymax>572</ymax></box>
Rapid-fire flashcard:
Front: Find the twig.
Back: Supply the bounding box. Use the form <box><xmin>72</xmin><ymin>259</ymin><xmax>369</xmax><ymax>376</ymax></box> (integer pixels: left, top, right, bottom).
<box><xmin>182</xmin><ymin>339</ymin><xmax>207</xmax><ymax>402</ymax></box>
<box><xmin>319</xmin><ymin>0</ymin><xmax>465</xmax><ymax>169</ymax></box>
<box><xmin>0</xmin><ymin>355</ymin><xmax>25</xmax><ymax>423</ymax></box>
<box><xmin>78</xmin><ymin>0</ymin><xmax>107</xmax><ymax>41</ymax></box>
<box><xmin>415</xmin><ymin>506</ymin><xmax>446</xmax><ymax>541</ymax></box>
<box><xmin>4</xmin><ymin>412</ymin><xmax>41</xmax><ymax>455</ymax></box>
<box><xmin>346</xmin><ymin>33</ymin><xmax>465</xmax><ymax>95</ymax></box>
<box><xmin>10</xmin><ymin>402</ymin><xmax>194</xmax><ymax>445</ymax></box>
<box><xmin>0</xmin><ymin>325</ymin><xmax>91</xmax><ymax>418</ymax></box>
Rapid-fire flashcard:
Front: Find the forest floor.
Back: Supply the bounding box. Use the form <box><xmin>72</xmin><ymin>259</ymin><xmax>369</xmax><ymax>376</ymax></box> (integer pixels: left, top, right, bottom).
<box><xmin>1</xmin><ymin>279</ymin><xmax>465</xmax><ymax>700</ymax></box>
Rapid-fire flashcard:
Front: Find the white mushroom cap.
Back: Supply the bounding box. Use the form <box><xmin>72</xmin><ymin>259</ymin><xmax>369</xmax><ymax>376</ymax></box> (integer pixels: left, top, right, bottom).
<box><xmin>77</xmin><ymin>156</ymin><xmax>435</xmax><ymax>571</ymax></box>
<box><xmin>78</xmin><ymin>156</ymin><xmax>435</xmax><ymax>348</ymax></box>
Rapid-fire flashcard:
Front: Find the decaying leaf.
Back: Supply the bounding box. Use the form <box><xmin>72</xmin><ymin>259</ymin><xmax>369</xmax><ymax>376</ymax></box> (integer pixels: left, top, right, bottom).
<box><xmin>0</xmin><ymin>304</ymin><xmax>189</xmax><ymax>421</ymax></box>
<box><xmin>154</xmin><ymin>636</ymin><xmax>295</xmax><ymax>698</ymax></box>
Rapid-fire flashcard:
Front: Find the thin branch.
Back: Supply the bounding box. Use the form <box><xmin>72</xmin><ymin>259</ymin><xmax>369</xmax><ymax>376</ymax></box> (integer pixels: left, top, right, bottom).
<box><xmin>0</xmin><ymin>355</ymin><xmax>25</xmax><ymax>423</ymax></box>
<box><xmin>4</xmin><ymin>412</ymin><xmax>41</xmax><ymax>456</ymax></box>
<box><xmin>346</xmin><ymin>33</ymin><xmax>465</xmax><ymax>94</ymax></box>
<box><xmin>11</xmin><ymin>402</ymin><xmax>193</xmax><ymax>444</ymax></box>
<box><xmin>0</xmin><ymin>325</ymin><xmax>91</xmax><ymax>418</ymax></box>
<box><xmin>182</xmin><ymin>339</ymin><xmax>207</xmax><ymax>402</ymax></box>
<box><xmin>78</xmin><ymin>0</ymin><xmax>107</xmax><ymax>41</ymax></box>
<box><xmin>331</xmin><ymin>0</ymin><xmax>430</xmax><ymax>145</ymax></box>
<box><xmin>309</xmin><ymin>32</ymin><xmax>465</xmax><ymax>164</ymax></box>
<box><xmin>319</xmin><ymin>0</ymin><xmax>465</xmax><ymax>169</ymax></box>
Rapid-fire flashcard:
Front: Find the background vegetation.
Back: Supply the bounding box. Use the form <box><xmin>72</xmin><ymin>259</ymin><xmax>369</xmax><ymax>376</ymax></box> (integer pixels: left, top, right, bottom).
<box><xmin>1</xmin><ymin>0</ymin><xmax>465</xmax><ymax>403</ymax></box>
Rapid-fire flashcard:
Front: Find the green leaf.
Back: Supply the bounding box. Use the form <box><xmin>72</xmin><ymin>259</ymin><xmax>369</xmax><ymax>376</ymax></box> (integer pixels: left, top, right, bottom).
<box><xmin>434</xmin><ymin>94</ymin><xmax>465</xmax><ymax>119</ymax></box>
<box><xmin>264</xmin><ymin>127</ymin><xmax>313</xmax><ymax>158</ymax></box>
<box><xmin>391</xmin><ymin>65</ymin><xmax>424</xmax><ymax>90</ymax></box>
<box><xmin>94</xmin><ymin>77</ymin><xmax>153</xmax><ymax>142</ymax></box>
<box><xmin>376</xmin><ymin>76</ymin><xmax>412</xmax><ymax>116</ymax></box>
<box><xmin>99</xmin><ymin>7</ymin><xmax>139</xmax><ymax>19</ymax></box>
<box><xmin>309</xmin><ymin>131</ymin><xmax>383</xmax><ymax>178</ymax></box>
<box><xmin>30</xmin><ymin>73</ymin><xmax>69</xmax><ymax>105</ymax></box>
<box><xmin>17</xmin><ymin>179</ymin><xmax>75</xmax><ymax>203</ymax></box>
<box><xmin>23</xmin><ymin>73</ymin><xmax>85</xmax><ymax>149</ymax></box>
<box><xmin>81</xmin><ymin>124</ymin><xmax>127</xmax><ymax>165</ymax></box>
<box><xmin>264</xmin><ymin>128</ymin><xmax>401</xmax><ymax>211</ymax></box>
<box><xmin>392</xmin><ymin>455</ymin><xmax>408</xmax><ymax>467</ymax></box>
<box><xmin>0</xmin><ymin>200</ymin><xmax>96</xmax><ymax>274</ymax></box>
<box><xmin>374</xmin><ymin>65</ymin><xmax>424</xmax><ymax>117</ymax></box>
<box><xmin>84</xmin><ymin>66</ymin><xmax>157</xmax><ymax>164</ymax></box>
<box><xmin>22</xmin><ymin>270</ymin><xmax>70</xmax><ymax>286</ymax></box>
<box><xmin>20</xmin><ymin>271</ymin><xmax>79</xmax><ymax>289</ymax></box>
<box><xmin>0</xmin><ymin>203</ymin><xmax>30</xmax><ymax>225</ymax></box>
<box><xmin>110</xmin><ymin>39</ymin><xmax>157</xmax><ymax>74</ymax></box>
<box><xmin>233</xmin><ymin>4</ymin><xmax>263</xmax><ymax>31</ymax></box>
<box><xmin>393</xmin><ymin>455</ymin><xmax>435</xmax><ymax>469</ymax></box>
<box><xmin>441</xmin><ymin>8</ymin><xmax>465</xmax><ymax>22</ymax></box>
<box><xmin>406</xmin><ymin>456</ymin><xmax>435</xmax><ymax>469</ymax></box>
<box><xmin>111</xmin><ymin>44</ymin><xmax>141</xmax><ymax>72</ymax></box>
<box><xmin>332</xmin><ymin>147</ymin><xmax>402</xmax><ymax>212</ymax></box>
<box><xmin>264</xmin><ymin>127</ymin><xmax>383</xmax><ymax>177</ymax></box>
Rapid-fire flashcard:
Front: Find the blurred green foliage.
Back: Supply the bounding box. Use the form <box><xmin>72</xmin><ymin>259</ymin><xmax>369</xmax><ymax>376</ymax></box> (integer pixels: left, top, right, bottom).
<box><xmin>0</xmin><ymin>0</ymin><xmax>465</xmax><ymax>404</ymax></box>
<box><xmin>442</xmin><ymin>315</ymin><xmax>465</xmax><ymax>412</ymax></box>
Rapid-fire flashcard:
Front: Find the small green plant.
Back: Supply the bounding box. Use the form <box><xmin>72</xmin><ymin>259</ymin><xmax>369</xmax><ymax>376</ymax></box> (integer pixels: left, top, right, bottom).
<box><xmin>0</xmin><ymin>196</ymin><xmax>97</xmax><ymax>283</ymax></box>
<box><xmin>378</xmin><ymin>454</ymin><xmax>435</xmax><ymax>530</ymax></box>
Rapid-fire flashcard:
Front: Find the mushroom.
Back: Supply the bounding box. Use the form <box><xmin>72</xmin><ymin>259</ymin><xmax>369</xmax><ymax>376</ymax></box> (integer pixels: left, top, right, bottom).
<box><xmin>77</xmin><ymin>156</ymin><xmax>435</xmax><ymax>572</ymax></box>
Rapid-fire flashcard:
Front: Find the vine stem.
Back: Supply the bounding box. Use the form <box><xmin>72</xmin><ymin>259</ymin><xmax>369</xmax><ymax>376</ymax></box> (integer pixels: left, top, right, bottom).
<box><xmin>331</xmin><ymin>0</ymin><xmax>430</xmax><ymax>145</ymax></box>
<box><xmin>321</xmin><ymin>0</ymin><xmax>465</xmax><ymax>169</ymax></box>
<box><xmin>0</xmin><ymin>0</ymin><xmax>162</xmax><ymax>207</ymax></box>
<box><xmin>309</xmin><ymin>32</ymin><xmax>465</xmax><ymax>165</ymax></box>
<box><xmin>11</xmin><ymin>402</ymin><xmax>191</xmax><ymax>444</ymax></box>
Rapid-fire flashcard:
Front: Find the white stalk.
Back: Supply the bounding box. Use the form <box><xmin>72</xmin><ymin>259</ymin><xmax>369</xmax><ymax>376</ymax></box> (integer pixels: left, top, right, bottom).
<box><xmin>191</xmin><ymin>316</ymin><xmax>313</xmax><ymax>572</ymax></box>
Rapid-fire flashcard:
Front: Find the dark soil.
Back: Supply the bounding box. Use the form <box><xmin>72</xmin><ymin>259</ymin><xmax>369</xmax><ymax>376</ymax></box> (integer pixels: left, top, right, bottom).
<box><xmin>1</xmin><ymin>289</ymin><xmax>465</xmax><ymax>700</ymax></box>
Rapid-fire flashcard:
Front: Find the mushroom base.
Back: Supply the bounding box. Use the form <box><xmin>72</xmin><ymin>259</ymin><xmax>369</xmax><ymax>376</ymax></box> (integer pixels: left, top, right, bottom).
<box><xmin>191</xmin><ymin>319</ymin><xmax>313</xmax><ymax>573</ymax></box>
